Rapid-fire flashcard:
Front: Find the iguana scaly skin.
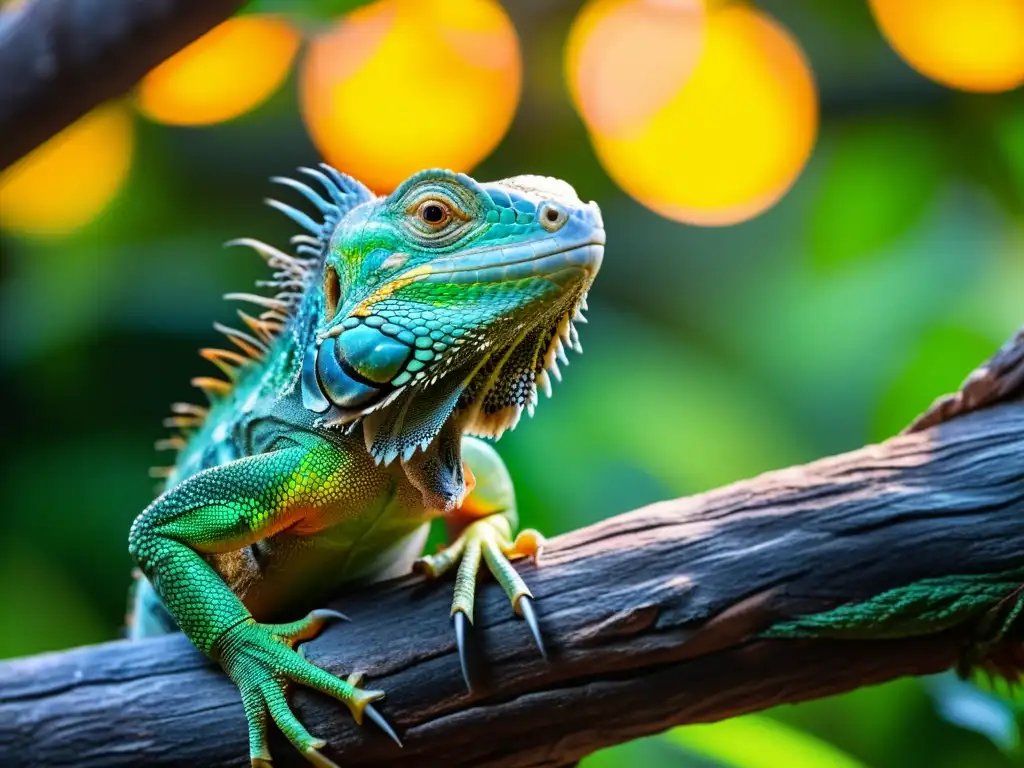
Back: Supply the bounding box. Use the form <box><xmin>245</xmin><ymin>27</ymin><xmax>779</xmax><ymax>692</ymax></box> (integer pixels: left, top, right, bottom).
<box><xmin>127</xmin><ymin>166</ymin><xmax>605</xmax><ymax>766</ymax></box>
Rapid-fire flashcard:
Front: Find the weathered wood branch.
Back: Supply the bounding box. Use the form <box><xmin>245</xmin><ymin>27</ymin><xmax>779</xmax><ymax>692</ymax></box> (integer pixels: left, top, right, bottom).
<box><xmin>0</xmin><ymin>0</ymin><xmax>245</xmax><ymax>171</ymax></box>
<box><xmin>1</xmin><ymin>327</ymin><xmax>1022</xmax><ymax>768</ymax></box>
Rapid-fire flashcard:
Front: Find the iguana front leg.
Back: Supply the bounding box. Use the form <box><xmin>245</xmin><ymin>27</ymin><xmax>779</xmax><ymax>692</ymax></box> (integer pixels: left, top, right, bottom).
<box><xmin>128</xmin><ymin>433</ymin><xmax>398</xmax><ymax>767</ymax></box>
<box><xmin>413</xmin><ymin>436</ymin><xmax>546</xmax><ymax>690</ymax></box>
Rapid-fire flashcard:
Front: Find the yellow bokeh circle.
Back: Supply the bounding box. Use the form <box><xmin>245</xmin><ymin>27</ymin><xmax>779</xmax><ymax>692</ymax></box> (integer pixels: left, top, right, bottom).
<box><xmin>568</xmin><ymin>2</ymin><xmax>818</xmax><ymax>226</ymax></box>
<box><xmin>300</xmin><ymin>0</ymin><xmax>521</xmax><ymax>193</ymax></box>
<box><xmin>0</xmin><ymin>102</ymin><xmax>135</xmax><ymax>236</ymax></box>
<box><xmin>565</xmin><ymin>0</ymin><xmax>705</xmax><ymax>139</ymax></box>
<box><xmin>137</xmin><ymin>16</ymin><xmax>301</xmax><ymax>125</ymax></box>
<box><xmin>869</xmin><ymin>0</ymin><xmax>1024</xmax><ymax>93</ymax></box>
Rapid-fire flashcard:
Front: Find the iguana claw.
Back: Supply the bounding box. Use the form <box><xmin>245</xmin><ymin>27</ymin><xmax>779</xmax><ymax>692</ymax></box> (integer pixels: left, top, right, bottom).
<box><xmin>453</xmin><ymin>610</ymin><xmax>473</xmax><ymax>691</ymax></box>
<box><xmin>453</xmin><ymin>610</ymin><xmax>485</xmax><ymax>692</ymax></box>
<box><xmin>342</xmin><ymin>672</ymin><xmax>402</xmax><ymax>748</ymax></box>
<box><xmin>364</xmin><ymin>703</ymin><xmax>403</xmax><ymax>748</ymax></box>
<box><xmin>518</xmin><ymin>595</ymin><xmax>546</xmax><ymax>660</ymax></box>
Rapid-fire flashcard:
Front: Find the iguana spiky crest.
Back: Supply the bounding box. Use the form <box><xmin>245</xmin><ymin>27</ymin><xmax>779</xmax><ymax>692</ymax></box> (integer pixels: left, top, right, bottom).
<box><xmin>153</xmin><ymin>165</ymin><xmax>374</xmax><ymax>475</ymax></box>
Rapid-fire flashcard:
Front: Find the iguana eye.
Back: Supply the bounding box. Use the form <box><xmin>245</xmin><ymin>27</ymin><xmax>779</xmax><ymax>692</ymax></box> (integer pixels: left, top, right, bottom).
<box><xmin>400</xmin><ymin>189</ymin><xmax>473</xmax><ymax>244</ymax></box>
<box><xmin>416</xmin><ymin>200</ymin><xmax>451</xmax><ymax>228</ymax></box>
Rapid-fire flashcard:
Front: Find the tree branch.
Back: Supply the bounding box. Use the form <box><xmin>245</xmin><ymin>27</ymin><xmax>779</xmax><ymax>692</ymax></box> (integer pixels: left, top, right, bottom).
<box><xmin>1</xmin><ymin>327</ymin><xmax>1022</xmax><ymax>767</ymax></box>
<box><xmin>905</xmin><ymin>326</ymin><xmax>1024</xmax><ymax>433</ymax></box>
<box><xmin>0</xmin><ymin>0</ymin><xmax>245</xmax><ymax>171</ymax></box>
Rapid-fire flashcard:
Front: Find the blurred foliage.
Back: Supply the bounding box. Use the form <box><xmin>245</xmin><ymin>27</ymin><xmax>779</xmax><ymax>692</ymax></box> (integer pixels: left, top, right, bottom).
<box><xmin>807</xmin><ymin>115</ymin><xmax>945</xmax><ymax>268</ymax></box>
<box><xmin>0</xmin><ymin>0</ymin><xmax>1022</xmax><ymax>767</ymax></box>
<box><xmin>242</xmin><ymin>0</ymin><xmax>370</xmax><ymax>19</ymax></box>
<box><xmin>585</xmin><ymin>715</ymin><xmax>874</xmax><ymax>768</ymax></box>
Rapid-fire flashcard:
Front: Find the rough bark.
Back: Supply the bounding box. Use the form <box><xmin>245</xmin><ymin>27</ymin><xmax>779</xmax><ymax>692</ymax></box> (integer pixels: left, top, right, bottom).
<box><xmin>905</xmin><ymin>326</ymin><xmax>1024</xmax><ymax>432</ymax></box>
<box><xmin>0</xmin><ymin>327</ymin><xmax>1021</xmax><ymax>767</ymax></box>
<box><xmin>0</xmin><ymin>0</ymin><xmax>245</xmax><ymax>171</ymax></box>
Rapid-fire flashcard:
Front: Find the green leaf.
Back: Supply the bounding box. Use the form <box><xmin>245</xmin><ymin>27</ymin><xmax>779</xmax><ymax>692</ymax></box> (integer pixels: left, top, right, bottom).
<box><xmin>663</xmin><ymin>715</ymin><xmax>870</xmax><ymax>768</ymax></box>
<box><xmin>808</xmin><ymin>117</ymin><xmax>945</xmax><ymax>270</ymax></box>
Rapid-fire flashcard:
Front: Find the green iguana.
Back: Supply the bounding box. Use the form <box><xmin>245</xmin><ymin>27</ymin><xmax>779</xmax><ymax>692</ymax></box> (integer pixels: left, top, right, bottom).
<box><xmin>127</xmin><ymin>166</ymin><xmax>605</xmax><ymax>766</ymax></box>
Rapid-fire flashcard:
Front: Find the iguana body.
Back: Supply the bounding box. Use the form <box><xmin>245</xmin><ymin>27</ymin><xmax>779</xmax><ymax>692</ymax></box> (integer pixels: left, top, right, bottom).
<box><xmin>127</xmin><ymin>167</ymin><xmax>604</xmax><ymax>766</ymax></box>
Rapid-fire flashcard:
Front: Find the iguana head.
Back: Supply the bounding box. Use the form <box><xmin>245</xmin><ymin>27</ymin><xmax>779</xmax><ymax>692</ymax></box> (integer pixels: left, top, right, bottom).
<box><xmin>283</xmin><ymin>167</ymin><xmax>604</xmax><ymax>464</ymax></box>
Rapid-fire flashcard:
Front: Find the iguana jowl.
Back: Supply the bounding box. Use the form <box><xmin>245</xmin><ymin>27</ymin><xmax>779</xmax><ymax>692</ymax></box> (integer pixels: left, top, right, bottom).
<box><xmin>127</xmin><ymin>166</ymin><xmax>605</xmax><ymax>766</ymax></box>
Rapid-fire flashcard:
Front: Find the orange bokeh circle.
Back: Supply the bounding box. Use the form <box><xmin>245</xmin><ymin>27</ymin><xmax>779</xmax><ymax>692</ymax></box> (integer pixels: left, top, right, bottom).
<box><xmin>568</xmin><ymin>2</ymin><xmax>818</xmax><ymax>226</ymax></box>
<box><xmin>870</xmin><ymin>0</ymin><xmax>1024</xmax><ymax>93</ymax></box>
<box><xmin>300</xmin><ymin>0</ymin><xmax>521</xmax><ymax>193</ymax></box>
<box><xmin>137</xmin><ymin>16</ymin><xmax>301</xmax><ymax>126</ymax></box>
<box><xmin>0</xmin><ymin>103</ymin><xmax>135</xmax><ymax>236</ymax></box>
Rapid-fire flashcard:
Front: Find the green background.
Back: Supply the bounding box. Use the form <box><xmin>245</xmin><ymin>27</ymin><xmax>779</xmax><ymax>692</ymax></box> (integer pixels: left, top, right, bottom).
<box><xmin>0</xmin><ymin>1</ymin><xmax>1021</xmax><ymax>766</ymax></box>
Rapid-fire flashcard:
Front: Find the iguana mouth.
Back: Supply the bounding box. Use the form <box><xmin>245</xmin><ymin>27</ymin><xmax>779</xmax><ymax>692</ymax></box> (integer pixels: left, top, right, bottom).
<box><xmin>419</xmin><ymin>220</ymin><xmax>605</xmax><ymax>283</ymax></box>
<box><xmin>319</xmin><ymin>235</ymin><xmax>604</xmax><ymax>344</ymax></box>
<box><xmin>420</xmin><ymin>239</ymin><xmax>604</xmax><ymax>285</ymax></box>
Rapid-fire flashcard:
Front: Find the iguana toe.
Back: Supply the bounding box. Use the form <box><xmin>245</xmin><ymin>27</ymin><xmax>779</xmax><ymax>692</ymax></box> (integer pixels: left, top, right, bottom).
<box><xmin>302</xmin><ymin>746</ymin><xmax>341</xmax><ymax>768</ymax></box>
<box><xmin>217</xmin><ymin>616</ymin><xmax>399</xmax><ymax>765</ymax></box>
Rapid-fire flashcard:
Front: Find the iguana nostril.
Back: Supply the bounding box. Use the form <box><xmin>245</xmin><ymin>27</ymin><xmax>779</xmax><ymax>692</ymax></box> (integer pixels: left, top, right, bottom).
<box><xmin>539</xmin><ymin>203</ymin><xmax>567</xmax><ymax>232</ymax></box>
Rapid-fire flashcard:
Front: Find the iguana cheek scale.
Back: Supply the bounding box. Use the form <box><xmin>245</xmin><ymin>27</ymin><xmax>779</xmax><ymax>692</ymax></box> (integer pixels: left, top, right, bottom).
<box><xmin>127</xmin><ymin>166</ymin><xmax>604</xmax><ymax>767</ymax></box>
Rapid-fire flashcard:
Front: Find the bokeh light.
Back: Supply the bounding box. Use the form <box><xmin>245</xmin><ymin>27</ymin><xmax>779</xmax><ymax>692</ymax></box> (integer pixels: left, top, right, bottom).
<box><xmin>0</xmin><ymin>102</ymin><xmax>134</xmax><ymax>237</ymax></box>
<box><xmin>565</xmin><ymin>0</ymin><xmax>705</xmax><ymax>137</ymax></box>
<box><xmin>869</xmin><ymin>0</ymin><xmax>1024</xmax><ymax>93</ymax></box>
<box><xmin>299</xmin><ymin>0</ymin><xmax>521</xmax><ymax>193</ymax></box>
<box><xmin>567</xmin><ymin>1</ymin><xmax>817</xmax><ymax>226</ymax></box>
<box><xmin>137</xmin><ymin>16</ymin><xmax>301</xmax><ymax>125</ymax></box>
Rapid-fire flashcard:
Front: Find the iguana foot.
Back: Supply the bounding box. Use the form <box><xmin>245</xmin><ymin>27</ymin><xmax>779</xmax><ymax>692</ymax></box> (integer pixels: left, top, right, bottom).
<box><xmin>414</xmin><ymin>515</ymin><xmax>546</xmax><ymax>691</ymax></box>
<box><xmin>214</xmin><ymin>609</ymin><xmax>400</xmax><ymax>768</ymax></box>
